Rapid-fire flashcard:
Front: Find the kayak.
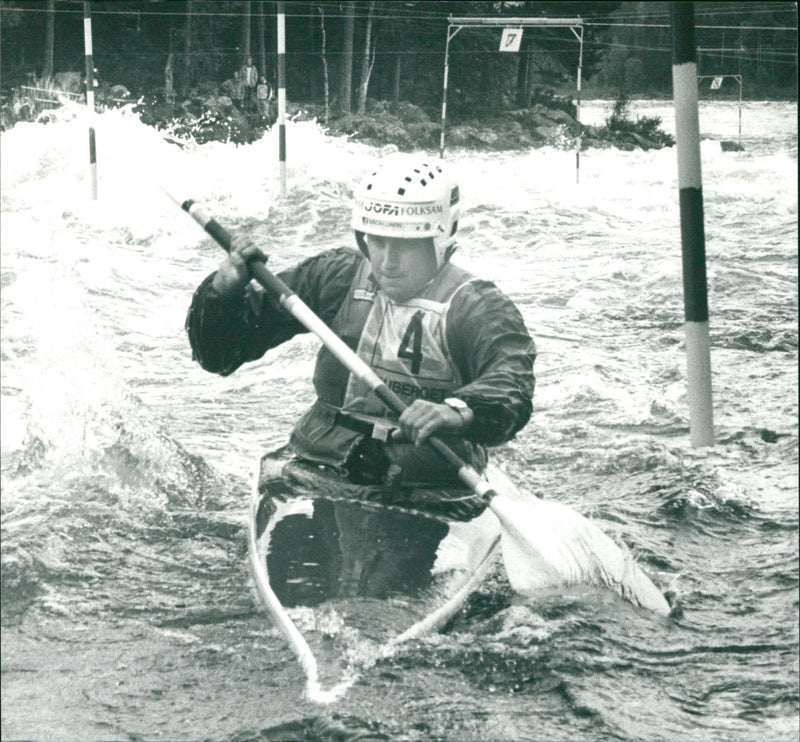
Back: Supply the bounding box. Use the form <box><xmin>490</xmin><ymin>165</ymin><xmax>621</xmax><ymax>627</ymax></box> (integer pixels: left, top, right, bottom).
<box><xmin>247</xmin><ymin>447</ymin><xmax>502</xmax><ymax>701</ymax></box>
<box><xmin>171</xmin><ymin>199</ymin><xmax>670</xmax><ymax>693</ymax></box>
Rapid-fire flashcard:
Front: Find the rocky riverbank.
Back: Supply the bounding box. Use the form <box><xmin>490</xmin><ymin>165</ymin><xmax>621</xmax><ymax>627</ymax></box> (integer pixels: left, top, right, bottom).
<box><xmin>3</xmin><ymin>78</ymin><xmax>675</xmax><ymax>152</ymax></box>
<box><xmin>132</xmin><ymin>93</ymin><xmax>675</xmax><ymax>152</ymax></box>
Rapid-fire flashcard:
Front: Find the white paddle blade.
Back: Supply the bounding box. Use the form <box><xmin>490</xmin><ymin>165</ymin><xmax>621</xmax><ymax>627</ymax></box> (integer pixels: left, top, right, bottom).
<box><xmin>485</xmin><ymin>468</ymin><xmax>671</xmax><ymax>616</ymax></box>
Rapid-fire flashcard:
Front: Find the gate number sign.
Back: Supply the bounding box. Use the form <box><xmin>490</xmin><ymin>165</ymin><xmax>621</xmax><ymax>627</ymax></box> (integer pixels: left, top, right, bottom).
<box><xmin>710</xmin><ymin>76</ymin><xmax>723</xmax><ymax>90</ymax></box>
<box><xmin>500</xmin><ymin>28</ymin><xmax>523</xmax><ymax>52</ymax></box>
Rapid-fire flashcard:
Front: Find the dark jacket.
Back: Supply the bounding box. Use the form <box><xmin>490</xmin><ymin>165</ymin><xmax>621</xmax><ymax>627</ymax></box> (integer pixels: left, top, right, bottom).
<box><xmin>186</xmin><ymin>247</ymin><xmax>536</xmax><ymax>481</ymax></box>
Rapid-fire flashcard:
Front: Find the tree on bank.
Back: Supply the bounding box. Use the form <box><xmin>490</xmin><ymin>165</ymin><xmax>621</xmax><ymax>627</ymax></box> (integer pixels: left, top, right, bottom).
<box><xmin>256</xmin><ymin>0</ymin><xmax>268</xmax><ymax>82</ymax></box>
<box><xmin>318</xmin><ymin>4</ymin><xmax>330</xmax><ymax>123</ymax></box>
<box><xmin>181</xmin><ymin>0</ymin><xmax>193</xmax><ymax>96</ymax></box>
<box><xmin>338</xmin><ymin>0</ymin><xmax>355</xmax><ymax>114</ymax></box>
<box><xmin>356</xmin><ymin>0</ymin><xmax>376</xmax><ymax>115</ymax></box>
<box><xmin>43</xmin><ymin>0</ymin><xmax>54</xmax><ymax>83</ymax></box>
<box><xmin>241</xmin><ymin>0</ymin><xmax>251</xmax><ymax>62</ymax></box>
<box><xmin>0</xmin><ymin>0</ymin><xmax>795</xmax><ymax>106</ymax></box>
<box><xmin>588</xmin><ymin>1</ymin><xmax>797</xmax><ymax>96</ymax></box>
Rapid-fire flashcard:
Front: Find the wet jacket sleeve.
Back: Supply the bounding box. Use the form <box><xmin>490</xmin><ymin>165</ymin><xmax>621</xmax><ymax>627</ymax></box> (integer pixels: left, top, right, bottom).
<box><xmin>186</xmin><ymin>247</ymin><xmax>361</xmax><ymax>376</ymax></box>
<box><xmin>446</xmin><ymin>280</ymin><xmax>536</xmax><ymax>446</ymax></box>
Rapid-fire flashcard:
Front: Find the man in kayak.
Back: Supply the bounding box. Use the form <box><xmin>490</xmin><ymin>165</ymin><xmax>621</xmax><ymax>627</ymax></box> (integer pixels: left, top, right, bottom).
<box><xmin>186</xmin><ymin>154</ymin><xmax>535</xmax><ymax>489</ymax></box>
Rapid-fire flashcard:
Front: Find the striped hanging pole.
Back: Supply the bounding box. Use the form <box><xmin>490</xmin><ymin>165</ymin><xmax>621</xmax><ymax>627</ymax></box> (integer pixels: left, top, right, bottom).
<box><xmin>439</xmin><ymin>28</ymin><xmax>454</xmax><ymax>158</ymax></box>
<box><xmin>83</xmin><ymin>1</ymin><xmax>97</xmax><ymax>199</ymax></box>
<box><xmin>575</xmin><ymin>24</ymin><xmax>583</xmax><ymax>184</ymax></box>
<box><xmin>737</xmin><ymin>75</ymin><xmax>742</xmax><ymax>146</ymax></box>
<box><xmin>671</xmin><ymin>2</ymin><xmax>714</xmax><ymax>447</ymax></box>
<box><xmin>277</xmin><ymin>0</ymin><xmax>286</xmax><ymax>196</ymax></box>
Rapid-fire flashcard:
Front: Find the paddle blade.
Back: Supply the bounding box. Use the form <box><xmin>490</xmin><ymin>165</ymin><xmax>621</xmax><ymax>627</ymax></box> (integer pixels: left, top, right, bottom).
<box><xmin>484</xmin><ymin>467</ymin><xmax>671</xmax><ymax>616</ymax></box>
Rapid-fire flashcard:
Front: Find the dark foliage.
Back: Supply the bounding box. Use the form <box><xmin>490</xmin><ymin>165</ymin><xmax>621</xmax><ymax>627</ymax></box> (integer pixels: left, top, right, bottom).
<box><xmin>2</xmin><ymin>1</ymin><xmax>795</xmax><ymax>102</ymax></box>
<box><xmin>1</xmin><ymin>1</ymin><xmax>793</xmax><ymax>144</ymax></box>
<box><xmin>602</xmin><ymin>92</ymin><xmax>674</xmax><ymax>147</ymax></box>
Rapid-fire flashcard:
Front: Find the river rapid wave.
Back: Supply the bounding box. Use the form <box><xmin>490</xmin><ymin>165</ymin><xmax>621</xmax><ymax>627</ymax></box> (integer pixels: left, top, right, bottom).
<box><xmin>1</xmin><ymin>100</ymin><xmax>796</xmax><ymax>741</ymax></box>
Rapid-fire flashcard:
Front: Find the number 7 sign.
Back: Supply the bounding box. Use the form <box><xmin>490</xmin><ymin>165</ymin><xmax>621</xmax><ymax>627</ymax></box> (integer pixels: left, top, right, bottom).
<box><xmin>500</xmin><ymin>28</ymin><xmax>523</xmax><ymax>52</ymax></box>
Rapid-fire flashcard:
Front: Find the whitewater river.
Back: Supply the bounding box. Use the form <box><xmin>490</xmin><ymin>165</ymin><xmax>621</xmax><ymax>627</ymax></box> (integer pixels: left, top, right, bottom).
<box><xmin>1</xmin><ymin>99</ymin><xmax>797</xmax><ymax>741</ymax></box>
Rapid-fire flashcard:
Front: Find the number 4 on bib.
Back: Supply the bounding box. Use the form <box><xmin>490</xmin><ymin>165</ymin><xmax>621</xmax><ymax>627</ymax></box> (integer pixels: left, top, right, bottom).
<box><xmin>397</xmin><ymin>310</ymin><xmax>424</xmax><ymax>374</ymax></box>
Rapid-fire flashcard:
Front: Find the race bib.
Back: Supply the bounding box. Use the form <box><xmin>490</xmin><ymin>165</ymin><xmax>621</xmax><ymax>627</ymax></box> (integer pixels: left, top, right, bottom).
<box><xmin>343</xmin><ymin>295</ymin><xmax>461</xmax><ymax>411</ymax></box>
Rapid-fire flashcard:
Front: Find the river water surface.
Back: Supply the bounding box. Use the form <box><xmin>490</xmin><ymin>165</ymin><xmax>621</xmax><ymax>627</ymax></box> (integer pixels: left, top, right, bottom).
<box><xmin>1</xmin><ymin>100</ymin><xmax>797</xmax><ymax>741</ymax></box>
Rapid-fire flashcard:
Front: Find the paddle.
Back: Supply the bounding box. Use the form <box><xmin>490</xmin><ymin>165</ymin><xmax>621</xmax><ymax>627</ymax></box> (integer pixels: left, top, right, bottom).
<box><xmin>166</xmin><ymin>190</ymin><xmax>671</xmax><ymax>617</ymax></box>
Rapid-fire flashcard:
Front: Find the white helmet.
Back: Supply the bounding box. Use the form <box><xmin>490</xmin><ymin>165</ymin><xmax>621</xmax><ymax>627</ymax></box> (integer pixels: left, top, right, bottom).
<box><xmin>351</xmin><ymin>154</ymin><xmax>460</xmax><ymax>268</ymax></box>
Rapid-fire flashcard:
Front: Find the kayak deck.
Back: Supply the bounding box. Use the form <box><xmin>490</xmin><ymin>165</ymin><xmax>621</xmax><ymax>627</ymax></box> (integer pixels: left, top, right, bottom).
<box><xmin>248</xmin><ymin>449</ymin><xmax>502</xmax><ymax>697</ymax></box>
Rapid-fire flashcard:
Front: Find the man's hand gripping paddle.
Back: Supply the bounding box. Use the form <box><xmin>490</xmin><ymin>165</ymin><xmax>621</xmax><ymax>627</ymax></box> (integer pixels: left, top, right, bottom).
<box><xmin>169</xmin><ymin>191</ymin><xmax>671</xmax><ymax>617</ymax></box>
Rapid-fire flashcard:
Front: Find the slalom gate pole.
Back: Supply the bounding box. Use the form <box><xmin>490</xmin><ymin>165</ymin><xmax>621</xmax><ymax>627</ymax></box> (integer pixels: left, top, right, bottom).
<box><xmin>671</xmin><ymin>2</ymin><xmax>714</xmax><ymax>448</ymax></box>
<box><xmin>575</xmin><ymin>25</ymin><xmax>583</xmax><ymax>184</ymax></box>
<box><xmin>439</xmin><ymin>28</ymin><xmax>453</xmax><ymax>158</ymax></box>
<box><xmin>737</xmin><ymin>76</ymin><xmax>742</xmax><ymax>146</ymax></box>
<box><xmin>277</xmin><ymin>0</ymin><xmax>287</xmax><ymax>196</ymax></box>
<box><xmin>83</xmin><ymin>1</ymin><xmax>98</xmax><ymax>199</ymax></box>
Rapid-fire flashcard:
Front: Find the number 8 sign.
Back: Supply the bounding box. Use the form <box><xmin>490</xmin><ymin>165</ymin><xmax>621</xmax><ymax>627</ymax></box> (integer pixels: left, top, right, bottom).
<box><xmin>500</xmin><ymin>28</ymin><xmax>523</xmax><ymax>52</ymax></box>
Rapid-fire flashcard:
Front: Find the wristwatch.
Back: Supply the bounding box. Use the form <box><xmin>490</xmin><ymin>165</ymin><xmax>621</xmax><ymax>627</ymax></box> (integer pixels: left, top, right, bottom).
<box><xmin>444</xmin><ymin>397</ymin><xmax>472</xmax><ymax>427</ymax></box>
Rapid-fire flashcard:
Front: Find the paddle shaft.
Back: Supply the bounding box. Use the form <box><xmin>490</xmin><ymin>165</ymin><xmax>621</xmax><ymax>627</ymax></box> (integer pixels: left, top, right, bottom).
<box><xmin>177</xmin><ymin>197</ymin><xmax>494</xmax><ymax>501</ymax></box>
<box><xmin>172</xmin><ymin>195</ymin><xmax>673</xmax><ymax>617</ymax></box>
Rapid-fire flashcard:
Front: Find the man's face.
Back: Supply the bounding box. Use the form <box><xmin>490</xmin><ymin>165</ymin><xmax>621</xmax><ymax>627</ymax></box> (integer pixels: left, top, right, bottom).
<box><xmin>366</xmin><ymin>235</ymin><xmax>438</xmax><ymax>303</ymax></box>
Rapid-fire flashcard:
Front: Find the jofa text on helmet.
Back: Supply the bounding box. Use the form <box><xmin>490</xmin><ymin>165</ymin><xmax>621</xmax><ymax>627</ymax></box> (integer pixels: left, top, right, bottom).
<box><xmin>361</xmin><ymin>201</ymin><xmax>444</xmax><ymax>216</ymax></box>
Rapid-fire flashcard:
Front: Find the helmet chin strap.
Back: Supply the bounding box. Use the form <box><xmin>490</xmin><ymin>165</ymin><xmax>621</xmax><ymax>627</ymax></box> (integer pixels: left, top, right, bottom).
<box><xmin>355</xmin><ymin>230</ymin><xmax>368</xmax><ymax>256</ymax></box>
<box><xmin>442</xmin><ymin>242</ymin><xmax>458</xmax><ymax>264</ymax></box>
